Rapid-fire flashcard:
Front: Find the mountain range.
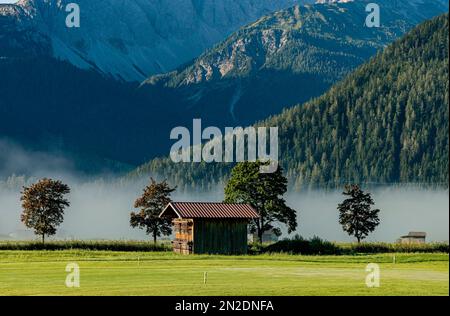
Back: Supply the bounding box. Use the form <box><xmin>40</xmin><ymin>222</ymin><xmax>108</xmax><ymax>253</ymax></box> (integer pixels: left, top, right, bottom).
<box><xmin>140</xmin><ymin>0</ymin><xmax>449</xmax><ymax>127</ymax></box>
<box><xmin>0</xmin><ymin>0</ymin><xmax>315</xmax><ymax>82</ymax></box>
<box><xmin>0</xmin><ymin>0</ymin><xmax>448</xmax><ymax>175</ymax></box>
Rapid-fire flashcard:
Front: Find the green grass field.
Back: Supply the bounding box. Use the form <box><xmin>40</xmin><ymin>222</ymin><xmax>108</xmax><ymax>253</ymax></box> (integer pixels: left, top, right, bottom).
<box><xmin>0</xmin><ymin>251</ymin><xmax>448</xmax><ymax>296</ymax></box>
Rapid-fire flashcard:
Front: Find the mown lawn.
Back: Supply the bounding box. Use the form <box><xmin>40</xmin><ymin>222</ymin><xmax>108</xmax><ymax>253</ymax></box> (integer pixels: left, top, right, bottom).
<box><xmin>0</xmin><ymin>251</ymin><xmax>448</xmax><ymax>296</ymax></box>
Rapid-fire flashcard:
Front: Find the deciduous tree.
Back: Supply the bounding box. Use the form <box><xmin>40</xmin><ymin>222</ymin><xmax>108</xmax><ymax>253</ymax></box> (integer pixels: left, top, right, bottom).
<box><xmin>338</xmin><ymin>184</ymin><xmax>380</xmax><ymax>243</ymax></box>
<box><xmin>20</xmin><ymin>178</ymin><xmax>71</xmax><ymax>243</ymax></box>
<box><xmin>130</xmin><ymin>178</ymin><xmax>176</xmax><ymax>243</ymax></box>
<box><xmin>224</xmin><ymin>161</ymin><xmax>297</xmax><ymax>243</ymax></box>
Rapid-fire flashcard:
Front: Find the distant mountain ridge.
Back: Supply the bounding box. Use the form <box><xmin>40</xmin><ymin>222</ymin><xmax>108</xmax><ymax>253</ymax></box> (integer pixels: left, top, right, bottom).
<box><xmin>131</xmin><ymin>14</ymin><xmax>449</xmax><ymax>190</ymax></box>
<box><xmin>0</xmin><ymin>0</ymin><xmax>314</xmax><ymax>82</ymax></box>
<box><xmin>140</xmin><ymin>0</ymin><xmax>449</xmax><ymax>127</ymax></box>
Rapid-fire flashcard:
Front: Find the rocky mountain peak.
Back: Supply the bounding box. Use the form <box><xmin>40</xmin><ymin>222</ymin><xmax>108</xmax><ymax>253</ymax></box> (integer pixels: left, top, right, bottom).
<box><xmin>1</xmin><ymin>0</ymin><xmax>316</xmax><ymax>82</ymax></box>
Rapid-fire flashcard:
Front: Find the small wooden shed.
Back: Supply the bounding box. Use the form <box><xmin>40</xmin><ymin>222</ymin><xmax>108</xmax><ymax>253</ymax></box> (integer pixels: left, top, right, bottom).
<box><xmin>159</xmin><ymin>202</ymin><xmax>259</xmax><ymax>255</ymax></box>
<box><xmin>398</xmin><ymin>232</ymin><xmax>427</xmax><ymax>244</ymax></box>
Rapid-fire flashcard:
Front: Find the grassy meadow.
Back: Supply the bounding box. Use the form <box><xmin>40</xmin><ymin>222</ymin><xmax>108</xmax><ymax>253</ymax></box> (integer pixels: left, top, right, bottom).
<box><xmin>0</xmin><ymin>250</ymin><xmax>448</xmax><ymax>296</ymax></box>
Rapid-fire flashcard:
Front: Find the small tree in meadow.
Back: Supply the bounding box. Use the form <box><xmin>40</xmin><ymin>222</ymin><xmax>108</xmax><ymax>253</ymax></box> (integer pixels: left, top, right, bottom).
<box><xmin>130</xmin><ymin>178</ymin><xmax>176</xmax><ymax>243</ymax></box>
<box><xmin>338</xmin><ymin>184</ymin><xmax>380</xmax><ymax>243</ymax></box>
<box><xmin>20</xmin><ymin>178</ymin><xmax>71</xmax><ymax>243</ymax></box>
<box><xmin>224</xmin><ymin>161</ymin><xmax>297</xmax><ymax>243</ymax></box>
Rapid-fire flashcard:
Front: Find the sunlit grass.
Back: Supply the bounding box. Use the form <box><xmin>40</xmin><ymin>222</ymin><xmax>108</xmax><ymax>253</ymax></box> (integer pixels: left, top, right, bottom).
<box><xmin>0</xmin><ymin>251</ymin><xmax>447</xmax><ymax>296</ymax></box>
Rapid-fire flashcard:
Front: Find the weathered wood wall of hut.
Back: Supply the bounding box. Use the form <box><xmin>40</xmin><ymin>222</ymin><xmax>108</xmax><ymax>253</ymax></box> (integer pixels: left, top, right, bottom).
<box><xmin>193</xmin><ymin>219</ymin><xmax>248</xmax><ymax>255</ymax></box>
<box><xmin>172</xmin><ymin>218</ymin><xmax>194</xmax><ymax>254</ymax></box>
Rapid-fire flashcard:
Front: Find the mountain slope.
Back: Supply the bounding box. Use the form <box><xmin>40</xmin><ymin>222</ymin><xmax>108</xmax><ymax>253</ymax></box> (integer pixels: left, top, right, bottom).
<box><xmin>131</xmin><ymin>14</ymin><xmax>449</xmax><ymax>190</ymax></box>
<box><xmin>1</xmin><ymin>0</ymin><xmax>447</xmax><ymax>170</ymax></box>
<box><xmin>1</xmin><ymin>0</ymin><xmax>314</xmax><ymax>82</ymax></box>
<box><xmin>140</xmin><ymin>0</ymin><xmax>449</xmax><ymax>127</ymax></box>
<box><xmin>0</xmin><ymin>33</ymin><xmax>180</xmax><ymax>167</ymax></box>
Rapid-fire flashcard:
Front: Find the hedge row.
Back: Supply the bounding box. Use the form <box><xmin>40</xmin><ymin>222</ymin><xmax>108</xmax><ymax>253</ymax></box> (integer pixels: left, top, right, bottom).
<box><xmin>0</xmin><ymin>240</ymin><xmax>171</xmax><ymax>252</ymax></box>
<box><xmin>1</xmin><ymin>238</ymin><xmax>448</xmax><ymax>254</ymax></box>
<box><xmin>249</xmin><ymin>236</ymin><xmax>449</xmax><ymax>255</ymax></box>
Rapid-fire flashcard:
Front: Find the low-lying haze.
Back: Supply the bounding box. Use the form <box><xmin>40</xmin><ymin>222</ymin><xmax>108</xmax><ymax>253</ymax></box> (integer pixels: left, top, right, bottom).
<box><xmin>0</xmin><ymin>140</ymin><xmax>448</xmax><ymax>242</ymax></box>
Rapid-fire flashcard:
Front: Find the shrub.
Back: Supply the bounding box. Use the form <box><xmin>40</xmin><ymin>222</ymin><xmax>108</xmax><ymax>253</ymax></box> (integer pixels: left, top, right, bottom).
<box><xmin>249</xmin><ymin>235</ymin><xmax>449</xmax><ymax>255</ymax></box>
<box><xmin>262</xmin><ymin>235</ymin><xmax>343</xmax><ymax>255</ymax></box>
<box><xmin>248</xmin><ymin>242</ymin><xmax>265</xmax><ymax>255</ymax></box>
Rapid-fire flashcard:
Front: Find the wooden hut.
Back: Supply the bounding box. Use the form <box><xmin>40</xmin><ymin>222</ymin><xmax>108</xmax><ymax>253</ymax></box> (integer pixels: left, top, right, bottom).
<box><xmin>398</xmin><ymin>232</ymin><xmax>427</xmax><ymax>244</ymax></box>
<box><xmin>159</xmin><ymin>202</ymin><xmax>259</xmax><ymax>255</ymax></box>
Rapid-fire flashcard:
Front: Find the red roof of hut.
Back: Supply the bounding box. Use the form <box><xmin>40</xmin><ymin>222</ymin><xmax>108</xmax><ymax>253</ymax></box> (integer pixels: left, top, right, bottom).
<box><xmin>159</xmin><ymin>202</ymin><xmax>259</xmax><ymax>219</ymax></box>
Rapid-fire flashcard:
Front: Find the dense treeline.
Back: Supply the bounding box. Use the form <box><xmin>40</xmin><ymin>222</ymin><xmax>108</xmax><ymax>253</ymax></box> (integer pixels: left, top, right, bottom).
<box><xmin>130</xmin><ymin>14</ymin><xmax>449</xmax><ymax>190</ymax></box>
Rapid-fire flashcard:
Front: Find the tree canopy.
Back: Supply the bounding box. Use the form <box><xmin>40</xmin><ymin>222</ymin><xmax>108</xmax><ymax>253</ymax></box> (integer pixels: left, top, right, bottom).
<box><xmin>224</xmin><ymin>161</ymin><xmax>297</xmax><ymax>242</ymax></box>
<box><xmin>337</xmin><ymin>185</ymin><xmax>380</xmax><ymax>243</ymax></box>
<box><xmin>130</xmin><ymin>178</ymin><xmax>176</xmax><ymax>243</ymax></box>
<box><xmin>20</xmin><ymin>178</ymin><xmax>71</xmax><ymax>243</ymax></box>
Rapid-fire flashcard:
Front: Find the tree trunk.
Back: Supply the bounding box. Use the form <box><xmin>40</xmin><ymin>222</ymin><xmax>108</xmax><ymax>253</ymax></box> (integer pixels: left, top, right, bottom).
<box><xmin>355</xmin><ymin>230</ymin><xmax>361</xmax><ymax>243</ymax></box>
<box><xmin>153</xmin><ymin>231</ymin><xmax>157</xmax><ymax>244</ymax></box>
<box><xmin>257</xmin><ymin>218</ymin><xmax>264</xmax><ymax>244</ymax></box>
<box><xmin>42</xmin><ymin>234</ymin><xmax>45</xmax><ymax>244</ymax></box>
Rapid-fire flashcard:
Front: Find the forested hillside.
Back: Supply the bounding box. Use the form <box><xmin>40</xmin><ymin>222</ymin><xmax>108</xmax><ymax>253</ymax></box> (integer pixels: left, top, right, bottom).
<box><xmin>131</xmin><ymin>14</ymin><xmax>449</xmax><ymax>191</ymax></box>
<box><xmin>0</xmin><ymin>47</ymin><xmax>174</xmax><ymax>169</ymax></box>
<box><xmin>1</xmin><ymin>1</ymin><xmax>447</xmax><ymax>169</ymax></box>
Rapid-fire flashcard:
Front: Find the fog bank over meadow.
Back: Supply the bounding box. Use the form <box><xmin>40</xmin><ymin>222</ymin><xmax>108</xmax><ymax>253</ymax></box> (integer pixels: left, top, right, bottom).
<box><xmin>287</xmin><ymin>188</ymin><xmax>449</xmax><ymax>242</ymax></box>
<box><xmin>1</xmin><ymin>179</ymin><xmax>448</xmax><ymax>242</ymax></box>
<box><xmin>0</xmin><ymin>140</ymin><xmax>448</xmax><ymax>242</ymax></box>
